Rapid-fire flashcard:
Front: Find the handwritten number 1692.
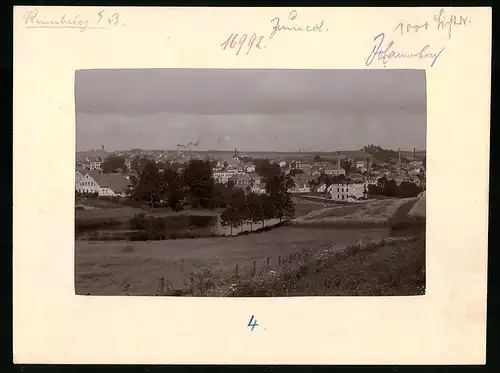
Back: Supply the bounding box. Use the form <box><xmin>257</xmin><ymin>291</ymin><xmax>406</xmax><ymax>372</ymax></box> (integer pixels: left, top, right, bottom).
<box><xmin>221</xmin><ymin>33</ymin><xmax>264</xmax><ymax>55</ymax></box>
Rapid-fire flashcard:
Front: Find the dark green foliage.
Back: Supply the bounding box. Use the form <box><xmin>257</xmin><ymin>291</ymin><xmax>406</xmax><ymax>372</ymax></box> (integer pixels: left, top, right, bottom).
<box><xmin>368</xmin><ymin>177</ymin><xmax>423</xmax><ymax>198</ymax></box>
<box><xmin>75</xmin><ymin>218</ymin><xmax>123</xmax><ymax>233</ymax></box>
<box><xmin>182</xmin><ymin>160</ymin><xmax>214</xmax><ymax>209</ymax></box>
<box><xmin>220</xmin><ymin>205</ymin><xmax>242</xmax><ymax>235</ymax></box>
<box><xmin>131</xmin><ymin>155</ymin><xmax>151</xmax><ymax>173</ymax></box>
<box><xmin>102</xmin><ymin>155</ymin><xmax>126</xmax><ymax>173</ymax></box>
<box><xmin>131</xmin><ymin>162</ymin><xmax>163</xmax><ymax>207</ymax></box>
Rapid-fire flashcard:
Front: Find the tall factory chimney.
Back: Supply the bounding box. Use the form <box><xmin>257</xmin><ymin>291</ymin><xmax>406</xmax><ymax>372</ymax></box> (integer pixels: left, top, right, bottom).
<box><xmin>337</xmin><ymin>151</ymin><xmax>341</xmax><ymax>168</ymax></box>
<box><xmin>413</xmin><ymin>148</ymin><xmax>416</xmax><ymax>162</ymax></box>
<box><xmin>101</xmin><ymin>145</ymin><xmax>104</xmax><ymax>151</ymax></box>
<box><xmin>365</xmin><ymin>157</ymin><xmax>369</xmax><ymax>183</ymax></box>
<box><xmin>398</xmin><ymin>148</ymin><xmax>402</xmax><ymax>175</ymax></box>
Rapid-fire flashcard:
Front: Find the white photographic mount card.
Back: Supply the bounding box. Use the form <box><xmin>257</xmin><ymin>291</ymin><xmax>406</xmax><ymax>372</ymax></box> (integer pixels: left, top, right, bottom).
<box><xmin>13</xmin><ymin>6</ymin><xmax>491</xmax><ymax>365</ymax></box>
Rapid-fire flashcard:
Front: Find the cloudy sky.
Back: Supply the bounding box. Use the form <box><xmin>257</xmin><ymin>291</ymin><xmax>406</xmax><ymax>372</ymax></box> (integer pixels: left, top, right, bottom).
<box><xmin>75</xmin><ymin>69</ymin><xmax>426</xmax><ymax>152</ymax></box>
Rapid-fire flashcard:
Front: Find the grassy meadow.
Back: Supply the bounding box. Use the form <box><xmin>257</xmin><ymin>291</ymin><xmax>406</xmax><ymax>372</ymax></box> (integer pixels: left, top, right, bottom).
<box><xmin>75</xmin><ymin>195</ymin><xmax>425</xmax><ymax>296</ymax></box>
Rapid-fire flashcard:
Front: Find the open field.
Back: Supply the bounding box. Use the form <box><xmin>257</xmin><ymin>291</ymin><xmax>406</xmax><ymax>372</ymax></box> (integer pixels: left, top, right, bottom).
<box><xmin>291</xmin><ymin>198</ymin><xmax>333</xmax><ymax>217</ymax></box>
<box><xmin>293</xmin><ymin>198</ymin><xmax>418</xmax><ymax>227</ymax></box>
<box><xmin>75</xmin><ymin>226</ymin><xmax>390</xmax><ymax>295</ymax></box>
<box><xmin>75</xmin><ymin>194</ymin><xmax>425</xmax><ymax>296</ymax></box>
<box><xmin>409</xmin><ymin>192</ymin><xmax>426</xmax><ymax>218</ymax></box>
<box><xmin>306</xmin><ymin>198</ymin><xmax>414</xmax><ymax>220</ymax></box>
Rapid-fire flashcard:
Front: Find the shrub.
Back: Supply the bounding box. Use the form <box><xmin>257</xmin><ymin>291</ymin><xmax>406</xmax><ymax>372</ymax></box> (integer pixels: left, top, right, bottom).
<box><xmin>75</xmin><ymin>218</ymin><xmax>122</xmax><ymax>233</ymax></box>
<box><xmin>129</xmin><ymin>231</ymin><xmax>150</xmax><ymax>241</ymax></box>
<box><xmin>130</xmin><ymin>213</ymin><xmax>147</xmax><ymax>230</ymax></box>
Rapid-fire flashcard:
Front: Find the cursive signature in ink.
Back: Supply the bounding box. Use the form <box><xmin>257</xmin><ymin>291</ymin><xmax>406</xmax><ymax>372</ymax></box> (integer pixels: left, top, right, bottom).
<box><xmin>269</xmin><ymin>10</ymin><xmax>327</xmax><ymax>40</ymax></box>
<box><xmin>394</xmin><ymin>8</ymin><xmax>470</xmax><ymax>39</ymax></box>
<box><xmin>221</xmin><ymin>33</ymin><xmax>265</xmax><ymax>55</ymax></box>
<box><xmin>366</xmin><ymin>33</ymin><xmax>445</xmax><ymax>68</ymax></box>
<box><xmin>22</xmin><ymin>8</ymin><xmax>121</xmax><ymax>32</ymax></box>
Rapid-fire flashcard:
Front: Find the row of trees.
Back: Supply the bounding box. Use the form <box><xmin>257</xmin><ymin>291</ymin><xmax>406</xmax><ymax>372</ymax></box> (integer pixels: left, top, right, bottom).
<box><xmin>219</xmin><ymin>161</ymin><xmax>295</xmax><ymax>234</ymax></box>
<box><xmin>219</xmin><ymin>192</ymin><xmax>294</xmax><ymax>234</ymax></box>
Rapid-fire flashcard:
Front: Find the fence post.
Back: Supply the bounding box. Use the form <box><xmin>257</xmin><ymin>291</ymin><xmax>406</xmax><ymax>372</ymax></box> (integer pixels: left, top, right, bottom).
<box><xmin>266</xmin><ymin>257</ymin><xmax>270</xmax><ymax>270</ymax></box>
<box><xmin>159</xmin><ymin>277</ymin><xmax>164</xmax><ymax>294</ymax></box>
<box><xmin>252</xmin><ymin>261</ymin><xmax>256</xmax><ymax>277</ymax></box>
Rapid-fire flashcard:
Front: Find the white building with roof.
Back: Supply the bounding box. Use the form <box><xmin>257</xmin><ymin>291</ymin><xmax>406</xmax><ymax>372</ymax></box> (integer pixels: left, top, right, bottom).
<box><xmin>324</xmin><ymin>167</ymin><xmax>346</xmax><ymax>177</ymax></box>
<box><xmin>251</xmin><ymin>182</ymin><xmax>267</xmax><ymax>195</ymax></box>
<box><xmin>213</xmin><ymin>170</ymin><xmax>241</xmax><ymax>184</ymax></box>
<box><xmin>330</xmin><ymin>182</ymin><xmax>366</xmax><ymax>202</ymax></box>
<box><xmin>76</xmin><ymin>171</ymin><xmax>132</xmax><ymax>197</ymax></box>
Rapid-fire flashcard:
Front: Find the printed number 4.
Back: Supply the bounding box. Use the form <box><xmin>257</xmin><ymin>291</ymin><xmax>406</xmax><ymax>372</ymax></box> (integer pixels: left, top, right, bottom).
<box><xmin>248</xmin><ymin>315</ymin><xmax>259</xmax><ymax>331</ymax></box>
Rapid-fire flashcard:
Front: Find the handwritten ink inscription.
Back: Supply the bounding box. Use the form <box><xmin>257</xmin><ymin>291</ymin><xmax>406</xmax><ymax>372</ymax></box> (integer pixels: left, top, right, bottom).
<box><xmin>366</xmin><ymin>33</ymin><xmax>445</xmax><ymax>68</ymax></box>
<box><xmin>394</xmin><ymin>8</ymin><xmax>471</xmax><ymax>39</ymax></box>
<box><xmin>270</xmin><ymin>10</ymin><xmax>328</xmax><ymax>40</ymax></box>
<box><xmin>365</xmin><ymin>8</ymin><xmax>471</xmax><ymax>68</ymax></box>
<box><xmin>221</xmin><ymin>33</ymin><xmax>265</xmax><ymax>55</ymax></box>
<box><xmin>22</xmin><ymin>8</ymin><xmax>123</xmax><ymax>32</ymax></box>
<box><xmin>247</xmin><ymin>315</ymin><xmax>259</xmax><ymax>331</ymax></box>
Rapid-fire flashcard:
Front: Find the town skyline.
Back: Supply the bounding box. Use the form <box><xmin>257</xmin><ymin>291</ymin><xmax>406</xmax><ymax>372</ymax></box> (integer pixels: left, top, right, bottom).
<box><xmin>77</xmin><ymin>146</ymin><xmax>427</xmax><ymax>153</ymax></box>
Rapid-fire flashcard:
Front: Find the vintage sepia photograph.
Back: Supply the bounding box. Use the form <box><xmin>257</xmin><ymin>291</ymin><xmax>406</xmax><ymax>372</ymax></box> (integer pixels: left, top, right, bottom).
<box><xmin>74</xmin><ymin>69</ymin><xmax>426</xmax><ymax>297</ymax></box>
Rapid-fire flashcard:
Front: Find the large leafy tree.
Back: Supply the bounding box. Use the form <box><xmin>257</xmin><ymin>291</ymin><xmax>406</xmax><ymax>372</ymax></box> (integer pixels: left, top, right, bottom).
<box><xmin>254</xmin><ymin>158</ymin><xmax>281</xmax><ymax>180</ymax></box>
<box><xmin>183</xmin><ymin>160</ymin><xmax>214</xmax><ymax>208</ymax></box>
<box><xmin>261</xmin><ymin>195</ymin><xmax>276</xmax><ymax>226</ymax></box>
<box><xmin>161</xmin><ymin>168</ymin><xmax>185</xmax><ymax>210</ymax></box>
<box><xmin>220</xmin><ymin>205</ymin><xmax>242</xmax><ymax>235</ymax></box>
<box><xmin>377</xmin><ymin>175</ymin><xmax>388</xmax><ymax>188</ymax></box>
<box><xmin>266</xmin><ymin>173</ymin><xmax>294</xmax><ymax>196</ymax></box>
<box><xmin>340</xmin><ymin>157</ymin><xmax>353</xmax><ymax>175</ymax></box>
<box><xmin>131</xmin><ymin>155</ymin><xmax>151</xmax><ymax>173</ymax></box>
<box><xmin>132</xmin><ymin>161</ymin><xmax>162</xmax><ymax>207</ymax></box>
<box><xmin>242</xmin><ymin>192</ymin><xmax>260</xmax><ymax>231</ymax></box>
<box><xmin>274</xmin><ymin>193</ymin><xmax>295</xmax><ymax>223</ymax></box>
<box><xmin>102</xmin><ymin>156</ymin><xmax>126</xmax><ymax>173</ymax></box>
<box><xmin>400</xmin><ymin>181</ymin><xmax>422</xmax><ymax>197</ymax></box>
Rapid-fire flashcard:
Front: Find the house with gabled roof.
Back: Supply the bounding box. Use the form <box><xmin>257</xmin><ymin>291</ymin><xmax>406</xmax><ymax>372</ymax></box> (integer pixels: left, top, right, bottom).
<box><xmin>251</xmin><ymin>182</ymin><xmax>267</xmax><ymax>195</ymax></box>
<box><xmin>76</xmin><ymin>171</ymin><xmax>132</xmax><ymax>197</ymax></box>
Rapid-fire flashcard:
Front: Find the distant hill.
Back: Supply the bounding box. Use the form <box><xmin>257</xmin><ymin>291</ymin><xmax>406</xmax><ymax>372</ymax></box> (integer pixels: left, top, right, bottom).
<box><xmin>190</xmin><ymin>150</ymin><xmax>381</xmax><ymax>163</ymax></box>
<box><xmin>362</xmin><ymin>145</ymin><xmax>426</xmax><ymax>164</ymax></box>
